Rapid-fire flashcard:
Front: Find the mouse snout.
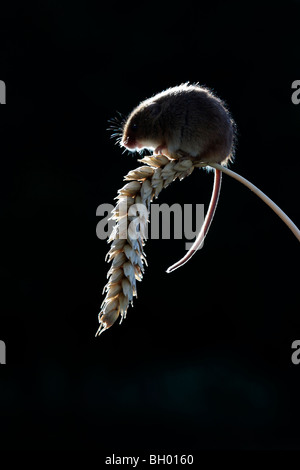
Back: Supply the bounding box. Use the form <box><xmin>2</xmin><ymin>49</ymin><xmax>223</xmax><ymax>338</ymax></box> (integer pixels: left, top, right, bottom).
<box><xmin>122</xmin><ymin>135</ymin><xmax>138</xmax><ymax>150</ymax></box>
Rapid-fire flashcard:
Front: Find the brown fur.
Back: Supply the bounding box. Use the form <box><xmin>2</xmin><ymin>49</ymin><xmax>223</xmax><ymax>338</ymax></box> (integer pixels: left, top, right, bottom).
<box><xmin>122</xmin><ymin>83</ymin><xmax>235</xmax><ymax>165</ymax></box>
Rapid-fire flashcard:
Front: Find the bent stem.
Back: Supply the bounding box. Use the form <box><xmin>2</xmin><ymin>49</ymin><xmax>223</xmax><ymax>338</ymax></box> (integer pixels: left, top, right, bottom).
<box><xmin>209</xmin><ymin>163</ymin><xmax>300</xmax><ymax>242</ymax></box>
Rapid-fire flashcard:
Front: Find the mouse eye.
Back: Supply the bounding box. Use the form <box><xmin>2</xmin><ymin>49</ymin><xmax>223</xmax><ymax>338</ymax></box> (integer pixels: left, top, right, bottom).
<box><xmin>131</xmin><ymin>122</ymin><xmax>138</xmax><ymax>132</ymax></box>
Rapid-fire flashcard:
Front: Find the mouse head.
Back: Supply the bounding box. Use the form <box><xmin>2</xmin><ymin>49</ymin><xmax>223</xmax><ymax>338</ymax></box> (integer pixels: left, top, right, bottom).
<box><xmin>122</xmin><ymin>100</ymin><xmax>163</xmax><ymax>152</ymax></box>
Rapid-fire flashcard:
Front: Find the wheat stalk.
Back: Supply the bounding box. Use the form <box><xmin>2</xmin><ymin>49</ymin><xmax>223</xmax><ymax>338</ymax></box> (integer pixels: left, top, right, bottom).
<box><xmin>210</xmin><ymin>163</ymin><xmax>300</xmax><ymax>241</ymax></box>
<box><xmin>96</xmin><ymin>155</ymin><xmax>205</xmax><ymax>336</ymax></box>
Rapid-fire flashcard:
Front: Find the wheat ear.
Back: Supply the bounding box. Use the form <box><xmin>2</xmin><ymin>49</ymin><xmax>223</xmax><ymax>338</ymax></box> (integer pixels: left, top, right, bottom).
<box><xmin>96</xmin><ymin>155</ymin><xmax>205</xmax><ymax>336</ymax></box>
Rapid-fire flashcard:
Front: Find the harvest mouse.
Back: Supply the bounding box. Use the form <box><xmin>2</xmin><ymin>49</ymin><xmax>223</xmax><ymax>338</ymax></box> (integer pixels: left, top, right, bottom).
<box><xmin>98</xmin><ymin>84</ymin><xmax>299</xmax><ymax>336</ymax></box>
<box><xmin>121</xmin><ymin>83</ymin><xmax>236</xmax><ymax>272</ymax></box>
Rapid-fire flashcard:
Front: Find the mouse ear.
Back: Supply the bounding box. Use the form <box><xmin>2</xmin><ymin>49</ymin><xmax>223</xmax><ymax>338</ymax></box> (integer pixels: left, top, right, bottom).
<box><xmin>147</xmin><ymin>102</ymin><xmax>162</xmax><ymax>119</ymax></box>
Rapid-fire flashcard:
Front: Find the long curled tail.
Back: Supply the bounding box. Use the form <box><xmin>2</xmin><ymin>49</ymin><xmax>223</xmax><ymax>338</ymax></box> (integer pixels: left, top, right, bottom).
<box><xmin>166</xmin><ymin>168</ymin><xmax>222</xmax><ymax>273</ymax></box>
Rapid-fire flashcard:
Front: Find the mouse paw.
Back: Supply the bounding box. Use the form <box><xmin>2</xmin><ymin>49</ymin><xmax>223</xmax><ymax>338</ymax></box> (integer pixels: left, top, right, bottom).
<box><xmin>154</xmin><ymin>145</ymin><xmax>167</xmax><ymax>155</ymax></box>
<box><xmin>154</xmin><ymin>145</ymin><xmax>173</xmax><ymax>158</ymax></box>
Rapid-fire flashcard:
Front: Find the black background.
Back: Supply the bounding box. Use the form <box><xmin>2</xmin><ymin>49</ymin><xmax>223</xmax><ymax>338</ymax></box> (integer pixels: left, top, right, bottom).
<box><xmin>0</xmin><ymin>0</ymin><xmax>300</xmax><ymax>452</ymax></box>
